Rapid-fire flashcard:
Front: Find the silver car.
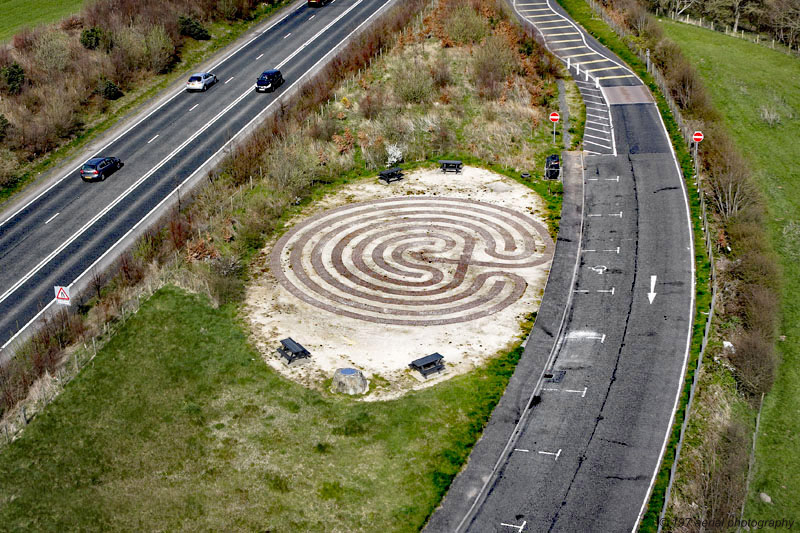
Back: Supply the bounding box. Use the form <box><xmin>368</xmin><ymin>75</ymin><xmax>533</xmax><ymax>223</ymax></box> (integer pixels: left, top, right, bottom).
<box><xmin>186</xmin><ymin>72</ymin><xmax>217</xmax><ymax>92</ymax></box>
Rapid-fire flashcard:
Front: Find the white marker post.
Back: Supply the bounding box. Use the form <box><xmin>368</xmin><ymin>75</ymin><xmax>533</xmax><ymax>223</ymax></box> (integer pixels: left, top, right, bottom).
<box><xmin>692</xmin><ymin>131</ymin><xmax>704</xmax><ymax>177</ymax></box>
<box><xmin>550</xmin><ymin>112</ymin><xmax>560</xmax><ymax>144</ymax></box>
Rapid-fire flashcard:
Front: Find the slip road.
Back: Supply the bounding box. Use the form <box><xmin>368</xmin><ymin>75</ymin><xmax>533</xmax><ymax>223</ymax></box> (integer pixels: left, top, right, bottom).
<box><xmin>426</xmin><ymin>0</ymin><xmax>694</xmax><ymax>531</ymax></box>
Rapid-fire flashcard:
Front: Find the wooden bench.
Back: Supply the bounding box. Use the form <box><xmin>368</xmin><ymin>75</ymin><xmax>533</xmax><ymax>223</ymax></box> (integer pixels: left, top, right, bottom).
<box><xmin>378</xmin><ymin>167</ymin><xmax>403</xmax><ymax>183</ymax></box>
<box><xmin>438</xmin><ymin>160</ymin><xmax>463</xmax><ymax>174</ymax></box>
<box><xmin>409</xmin><ymin>353</ymin><xmax>446</xmax><ymax>378</ymax></box>
<box><xmin>277</xmin><ymin>337</ymin><xmax>311</xmax><ymax>365</ymax></box>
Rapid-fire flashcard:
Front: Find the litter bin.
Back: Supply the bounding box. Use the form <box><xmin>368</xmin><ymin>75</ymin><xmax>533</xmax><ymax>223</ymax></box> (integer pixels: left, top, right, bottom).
<box><xmin>545</xmin><ymin>154</ymin><xmax>561</xmax><ymax>180</ymax></box>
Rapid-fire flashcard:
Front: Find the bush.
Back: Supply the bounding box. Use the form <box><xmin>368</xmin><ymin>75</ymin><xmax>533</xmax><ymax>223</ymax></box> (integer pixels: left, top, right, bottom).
<box><xmin>742</xmin><ymin>285</ymin><xmax>780</xmax><ymax>340</ymax></box>
<box><xmin>0</xmin><ymin>114</ymin><xmax>9</xmax><ymax>142</ymax></box>
<box><xmin>730</xmin><ymin>330</ymin><xmax>778</xmax><ymax>396</ymax></box>
<box><xmin>34</xmin><ymin>31</ymin><xmax>72</xmax><ymax>72</ymax></box>
<box><xmin>393</xmin><ymin>63</ymin><xmax>434</xmax><ymax>104</ymax></box>
<box><xmin>446</xmin><ymin>5</ymin><xmax>488</xmax><ymax>44</ymax></box>
<box><xmin>1</xmin><ymin>62</ymin><xmax>25</xmax><ymax>94</ymax></box>
<box><xmin>80</xmin><ymin>27</ymin><xmax>105</xmax><ymax>50</ymax></box>
<box><xmin>430</xmin><ymin>57</ymin><xmax>452</xmax><ymax>88</ymax></box>
<box><xmin>0</xmin><ymin>148</ymin><xmax>18</xmax><ymax>188</ymax></box>
<box><xmin>98</xmin><ymin>77</ymin><xmax>123</xmax><ymax>100</ymax></box>
<box><xmin>360</xmin><ymin>89</ymin><xmax>385</xmax><ymax>119</ymax></box>
<box><xmin>473</xmin><ymin>35</ymin><xmax>518</xmax><ymax>99</ymax></box>
<box><xmin>178</xmin><ymin>16</ymin><xmax>210</xmax><ymax>40</ymax></box>
<box><xmin>145</xmin><ymin>25</ymin><xmax>175</xmax><ymax>73</ymax></box>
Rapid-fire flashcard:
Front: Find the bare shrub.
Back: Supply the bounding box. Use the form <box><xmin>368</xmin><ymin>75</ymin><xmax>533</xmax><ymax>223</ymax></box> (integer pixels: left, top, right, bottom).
<box><xmin>705</xmin><ymin>145</ymin><xmax>756</xmax><ymax>222</ymax></box>
<box><xmin>445</xmin><ymin>5</ymin><xmax>488</xmax><ymax>44</ymax></box>
<box><xmin>360</xmin><ymin>89</ymin><xmax>385</xmax><ymax>120</ymax></box>
<box><xmin>310</xmin><ymin>116</ymin><xmax>338</xmax><ymax>141</ymax></box>
<box><xmin>702</xmin><ymin>419</ymin><xmax>749</xmax><ymax>527</ymax></box>
<box><xmin>730</xmin><ymin>330</ymin><xmax>778</xmax><ymax>396</ymax></box>
<box><xmin>430</xmin><ymin>57</ymin><xmax>452</xmax><ymax>88</ymax></box>
<box><xmin>113</xmin><ymin>26</ymin><xmax>148</xmax><ymax>71</ymax></box>
<box><xmin>653</xmin><ymin>38</ymin><xmax>682</xmax><ymax>71</ymax></box>
<box><xmin>13</xmin><ymin>27</ymin><xmax>40</xmax><ymax>53</ymax></box>
<box><xmin>733</xmin><ymin>250</ymin><xmax>781</xmax><ymax>291</ymax></box>
<box><xmin>34</xmin><ymin>31</ymin><xmax>73</xmax><ymax>72</ymax></box>
<box><xmin>759</xmin><ymin>104</ymin><xmax>780</xmax><ymax>126</ymax></box>
<box><xmin>168</xmin><ymin>210</ymin><xmax>192</xmax><ymax>250</ymax></box>
<box><xmin>393</xmin><ymin>61</ymin><xmax>434</xmax><ymax>104</ymax></box>
<box><xmin>118</xmin><ymin>252</ymin><xmax>145</xmax><ymax>286</ymax></box>
<box><xmin>0</xmin><ymin>148</ymin><xmax>18</xmax><ymax>188</ymax></box>
<box><xmin>667</xmin><ymin>59</ymin><xmax>710</xmax><ymax>116</ymax></box>
<box><xmin>473</xmin><ymin>35</ymin><xmax>518</xmax><ymax>100</ymax></box>
<box><xmin>145</xmin><ymin>25</ymin><xmax>175</xmax><ymax>73</ymax></box>
<box><xmin>742</xmin><ymin>285</ymin><xmax>780</xmax><ymax>340</ymax></box>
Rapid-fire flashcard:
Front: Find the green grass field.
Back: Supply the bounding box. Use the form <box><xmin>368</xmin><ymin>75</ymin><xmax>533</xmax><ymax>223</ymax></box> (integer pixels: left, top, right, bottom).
<box><xmin>660</xmin><ymin>19</ymin><xmax>800</xmax><ymax>522</ymax></box>
<box><xmin>0</xmin><ymin>287</ymin><xmax>528</xmax><ymax>531</ymax></box>
<box><xmin>0</xmin><ymin>0</ymin><xmax>87</xmax><ymax>42</ymax></box>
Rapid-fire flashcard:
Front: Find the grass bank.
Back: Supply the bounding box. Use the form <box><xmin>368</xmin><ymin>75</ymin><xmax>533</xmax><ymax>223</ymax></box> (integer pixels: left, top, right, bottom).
<box><xmin>660</xmin><ymin>18</ymin><xmax>800</xmax><ymax>523</ymax></box>
<box><xmin>0</xmin><ymin>0</ymin><xmax>87</xmax><ymax>42</ymax></box>
<box><xmin>0</xmin><ymin>286</ymin><xmax>529</xmax><ymax>531</ymax></box>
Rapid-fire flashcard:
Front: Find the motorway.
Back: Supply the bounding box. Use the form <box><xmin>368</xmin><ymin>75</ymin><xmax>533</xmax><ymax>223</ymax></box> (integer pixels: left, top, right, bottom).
<box><xmin>0</xmin><ymin>0</ymin><xmax>395</xmax><ymax>357</ymax></box>
<box><xmin>426</xmin><ymin>0</ymin><xmax>695</xmax><ymax>531</ymax></box>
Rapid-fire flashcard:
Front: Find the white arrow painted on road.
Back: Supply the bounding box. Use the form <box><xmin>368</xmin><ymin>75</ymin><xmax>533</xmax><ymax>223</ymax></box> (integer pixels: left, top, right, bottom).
<box><xmin>647</xmin><ymin>275</ymin><xmax>657</xmax><ymax>304</ymax></box>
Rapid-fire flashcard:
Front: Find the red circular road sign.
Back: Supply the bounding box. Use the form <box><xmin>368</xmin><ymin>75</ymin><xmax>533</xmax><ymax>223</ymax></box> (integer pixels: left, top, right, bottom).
<box><xmin>550</xmin><ymin>112</ymin><xmax>560</xmax><ymax>123</ymax></box>
<box><xmin>693</xmin><ymin>131</ymin><xmax>704</xmax><ymax>142</ymax></box>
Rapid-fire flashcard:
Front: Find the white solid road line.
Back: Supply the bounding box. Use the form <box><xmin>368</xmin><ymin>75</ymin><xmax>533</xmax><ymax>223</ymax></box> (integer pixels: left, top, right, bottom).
<box><xmin>0</xmin><ymin>0</ymin><xmax>306</xmax><ymax>230</ymax></box>
<box><xmin>1</xmin><ymin>0</ymin><xmax>394</xmax><ymax>352</ymax></box>
<box><xmin>147</xmin><ymin>134</ymin><xmax>159</xmax><ymax>144</ymax></box>
<box><xmin>0</xmin><ymin>0</ymin><xmax>367</xmax><ymax>311</ymax></box>
<box><xmin>44</xmin><ymin>212</ymin><xmax>59</xmax><ymax>225</ymax></box>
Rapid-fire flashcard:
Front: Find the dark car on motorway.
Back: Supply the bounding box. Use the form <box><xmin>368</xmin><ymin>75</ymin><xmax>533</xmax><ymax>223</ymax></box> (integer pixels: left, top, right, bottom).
<box><xmin>80</xmin><ymin>157</ymin><xmax>123</xmax><ymax>181</ymax></box>
<box><xmin>255</xmin><ymin>69</ymin><xmax>284</xmax><ymax>93</ymax></box>
<box><xmin>308</xmin><ymin>0</ymin><xmax>332</xmax><ymax>5</ymax></box>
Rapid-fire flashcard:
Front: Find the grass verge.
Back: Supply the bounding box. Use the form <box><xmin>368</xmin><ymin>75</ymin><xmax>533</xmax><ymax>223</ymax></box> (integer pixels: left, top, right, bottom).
<box><xmin>553</xmin><ymin>0</ymin><xmax>713</xmax><ymax>530</ymax></box>
<box><xmin>0</xmin><ymin>285</ymin><xmax>529</xmax><ymax>531</ymax></box>
<box><xmin>660</xmin><ymin>18</ymin><xmax>800</xmax><ymax>523</ymax></box>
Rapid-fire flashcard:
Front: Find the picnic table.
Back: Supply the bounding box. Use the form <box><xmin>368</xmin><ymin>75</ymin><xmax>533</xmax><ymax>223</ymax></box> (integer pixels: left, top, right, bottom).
<box><xmin>379</xmin><ymin>167</ymin><xmax>403</xmax><ymax>183</ymax></box>
<box><xmin>438</xmin><ymin>160</ymin><xmax>463</xmax><ymax>173</ymax></box>
<box><xmin>277</xmin><ymin>337</ymin><xmax>311</xmax><ymax>364</ymax></box>
<box><xmin>409</xmin><ymin>353</ymin><xmax>445</xmax><ymax>378</ymax></box>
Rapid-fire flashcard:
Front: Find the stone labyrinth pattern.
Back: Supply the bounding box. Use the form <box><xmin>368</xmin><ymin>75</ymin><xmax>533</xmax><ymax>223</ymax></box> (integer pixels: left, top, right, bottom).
<box><xmin>270</xmin><ymin>197</ymin><xmax>553</xmax><ymax>325</ymax></box>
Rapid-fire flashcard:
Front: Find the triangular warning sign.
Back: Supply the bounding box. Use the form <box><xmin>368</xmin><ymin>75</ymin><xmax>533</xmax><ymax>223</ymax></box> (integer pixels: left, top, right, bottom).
<box><xmin>56</xmin><ymin>287</ymin><xmax>69</xmax><ymax>301</ymax></box>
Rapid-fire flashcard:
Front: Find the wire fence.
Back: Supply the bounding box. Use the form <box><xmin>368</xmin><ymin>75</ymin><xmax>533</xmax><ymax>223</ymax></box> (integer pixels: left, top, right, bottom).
<box><xmin>660</xmin><ymin>10</ymin><xmax>800</xmax><ymax>59</ymax></box>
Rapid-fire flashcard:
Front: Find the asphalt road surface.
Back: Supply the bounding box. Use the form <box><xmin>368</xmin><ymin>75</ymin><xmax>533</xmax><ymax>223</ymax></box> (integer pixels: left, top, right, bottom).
<box><xmin>426</xmin><ymin>0</ymin><xmax>694</xmax><ymax>531</ymax></box>
<box><xmin>0</xmin><ymin>0</ymin><xmax>395</xmax><ymax>357</ymax></box>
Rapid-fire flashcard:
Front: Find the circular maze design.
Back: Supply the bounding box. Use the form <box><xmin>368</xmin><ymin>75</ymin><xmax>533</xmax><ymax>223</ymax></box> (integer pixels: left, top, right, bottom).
<box><xmin>270</xmin><ymin>197</ymin><xmax>553</xmax><ymax>325</ymax></box>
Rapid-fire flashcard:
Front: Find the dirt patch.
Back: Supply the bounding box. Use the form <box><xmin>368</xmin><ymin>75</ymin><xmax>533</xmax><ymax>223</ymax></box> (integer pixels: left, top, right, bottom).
<box><xmin>245</xmin><ymin>166</ymin><xmax>553</xmax><ymax>399</ymax></box>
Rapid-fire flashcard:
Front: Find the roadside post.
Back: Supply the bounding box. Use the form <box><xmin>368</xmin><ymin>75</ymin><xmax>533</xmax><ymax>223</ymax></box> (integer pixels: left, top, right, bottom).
<box><xmin>692</xmin><ymin>131</ymin><xmax>704</xmax><ymax>176</ymax></box>
<box><xmin>550</xmin><ymin>112</ymin><xmax>560</xmax><ymax>144</ymax></box>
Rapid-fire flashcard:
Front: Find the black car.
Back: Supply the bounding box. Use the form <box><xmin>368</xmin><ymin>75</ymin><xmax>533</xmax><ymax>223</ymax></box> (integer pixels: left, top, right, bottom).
<box><xmin>308</xmin><ymin>0</ymin><xmax>332</xmax><ymax>5</ymax></box>
<box><xmin>80</xmin><ymin>157</ymin><xmax>123</xmax><ymax>181</ymax></box>
<box><xmin>255</xmin><ymin>69</ymin><xmax>284</xmax><ymax>93</ymax></box>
